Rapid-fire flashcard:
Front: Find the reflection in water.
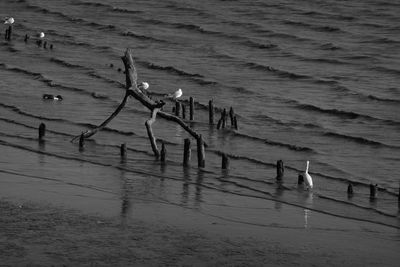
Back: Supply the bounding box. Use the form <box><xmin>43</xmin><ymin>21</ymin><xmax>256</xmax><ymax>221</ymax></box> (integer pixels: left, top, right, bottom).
<box><xmin>119</xmin><ymin>170</ymin><xmax>131</xmax><ymax>223</ymax></box>
<box><xmin>304</xmin><ymin>209</ymin><xmax>311</xmax><ymax>229</ymax></box>
<box><xmin>181</xmin><ymin>167</ymin><xmax>190</xmax><ymax>206</ymax></box>
<box><xmin>274</xmin><ymin>185</ymin><xmax>284</xmax><ymax>211</ymax></box>
<box><xmin>194</xmin><ymin>170</ymin><xmax>204</xmax><ymax>209</ymax></box>
<box><xmin>38</xmin><ymin>141</ymin><xmax>46</xmax><ymax>165</ymax></box>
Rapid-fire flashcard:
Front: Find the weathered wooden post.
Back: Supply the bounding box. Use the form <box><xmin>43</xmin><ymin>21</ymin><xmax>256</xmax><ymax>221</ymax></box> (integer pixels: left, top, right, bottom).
<box><xmin>4</xmin><ymin>28</ymin><xmax>8</xmax><ymax>40</ymax></box>
<box><xmin>197</xmin><ymin>135</ymin><xmax>205</xmax><ymax>168</ymax></box>
<box><xmin>183</xmin><ymin>138</ymin><xmax>191</xmax><ymax>167</ymax></box>
<box><xmin>79</xmin><ymin>133</ymin><xmax>85</xmax><ymax>150</ymax></box>
<box><xmin>233</xmin><ymin>115</ymin><xmax>238</xmax><ymax>130</ymax></box>
<box><xmin>38</xmin><ymin>123</ymin><xmax>46</xmax><ymax>141</ymax></box>
<box><xmin>43</xmin><ymin>41</ymin><xmax>47</xmax><ymax>49</ymax></box>
<box><xmin>276</xmin><ymin>160</ymin><xmax>284</xmax><ymax>181</ymax></box>
<box><xmin>208</xmin><ymin>99</ymin><xmax>214</xmax><ymax>125</ymax></box>
<box><xmin>222</xmin><ymin>108</ymin><xmax>227</xmax><ymax>128</ymax></box>
<box><xmin>8</xmin><ymin>26</ymin><xmax>12</xmax><ymax>41</ymax></box>
<box><xmin>347</xmin><ymin>182</ymin><xmax>353</xmax><ymax>196</ymax></box>
<box><xmin>229</xmin><ymin>107</ymin><xmax>235</xmax><ymax>126</ymax></box>
<box><xmin>160</xmin><ymin>142</ymin><xmax>166</xmax><ymax>163</ymax></box>
<box><xmin>120</xmin><ymin>143</ymin><xmax>127</xmax><ymax>158</ymax></box>
<box><xmin>50</xmin><ymin>44</ymin><xmax>54</xmax><ymax>50</ymax></box>
<box><xmin>181</xmin><ymin>104</ymin><xmax>186</xmax><ymax>119</ymax></box>
<box><xmin>221</xmin><ymin>153</ymin><xmax>229</xmax><ymax>169</ymax></box>
<box><xmin>24</xmin><ymin>34</ymin><xmax>29</xmax><ymax>43</ymax></box>
<box><xmin>189</xmin><ymin>97</ymin><xmax>194</xmax><ymax>121</ymax></box>
<box><xmin>298</xmin><ymin>174</ymin><xmax>304</xmax><ymax>185</ymax></box>
<box><xmin>175</xmin><ymin>101</ymin><xmax>181</xmax><ymax>117</ymax></box>
<box><xmin>369</xmin><ymin>183</ymin><xmax>377</xmax><ymax>199</ymax></box>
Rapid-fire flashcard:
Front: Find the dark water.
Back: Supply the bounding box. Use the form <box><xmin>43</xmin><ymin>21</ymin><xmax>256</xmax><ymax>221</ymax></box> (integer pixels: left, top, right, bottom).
<box><xmin>0</xmin><ymin>0</ymin><xmax>399</xmax><ymax>229</ymax></box>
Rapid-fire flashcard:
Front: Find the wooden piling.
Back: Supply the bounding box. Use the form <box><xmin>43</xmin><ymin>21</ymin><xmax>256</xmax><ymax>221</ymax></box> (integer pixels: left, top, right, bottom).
<box><xmin>79</xmin><ymin>133</ymin><xmax>85</xmax><ymax>149</ymax></box>
<box><xmin>8</xmin><ymin>26</ymin><xmax>12</xmax><ymax>41</ymax></box>
<box><xmin>369</xmin><ymin>183</ymin><xmax>377</xmax><ymax>199</ymax></box>
<box><xmin>183</xmin><ymin>138</ymin><xmax>191</xmax><ymax>167</ymax></box>
<box><xmin>229</xmin><ymin>107</ymin><xmax>235</xmax><ymax>126</ymax></box>
<box><xmin>181</xmin><ymin>104</ymin><xmax>186</xmax><ymax>119</ymax></box>
<box><xmin>50</xmin><ymin>44</ymin><xmax>53</xmax><ymax>50</ymax></box>
<box><xmin>221</xmin><ymin>153</ymin><xmax>229</xmax><ymax>170</ymax></box>
<box><xmin>120</xmin><ymin>143</ymin><xmax>127</xmax><ymax>158</ymax></box>
<box><xmin>160</xmin><ymin>142</ymin><xmax>166</xmax><ymax>163</ymax></box>
<box><xmin>43</xmin><ymin>41</ymin><xmax>47</xmax><ymax>49</ymax></box>
<box><xmin>233</xmin><ymin>115</ymin><xmax>238</xmax><ymax>130</ymax></box>
<box><xmin>276</xmin><ymin>160</ymin><xmax>284</xmax><ymax>181</ymax></box>
<box><xmin>298</xmin><ymin>174</ymin><xmax>304</xmax><ymax>185</ymax></box>
<box><xmin>38</xmin><ymin>123</ymin><xmax>46</xmax><ymax>141</ymax></box>
<box><xmin>24</xmin><ymin>34</ymin><xmax>29</xmax><ymax>43</ymax></box>
<box><xmin>189</xmin><ymin>97</ymin><xmax>194</xmax><ymax>121</ymax></box>
<box><xmin>347</xmin><ymin>182</ymin><xmax>353</xmax><ymax>196</ymax></box>
<box><xmin>175</xmin><ymin>101</ymin><xmax>181</xmax><ymax>117</ymax></box>
<box><xmin>222</xmin><ymin>108</ymin><xmax>227</xmax><ymax>128</ymax></box>
<box><xmin>208</xmin><ymin>100</ymin><xmax>214</xmax><ymax>125</ymax></box>
<box><xmin>4</xmin><ymin>28</ymin><xmax>8</xmax><ymax>40</ymax></box>
<box><xmin>197</xmin><ymin>135</ymin><xmax>205</xmax><ymax>168</ymax></box>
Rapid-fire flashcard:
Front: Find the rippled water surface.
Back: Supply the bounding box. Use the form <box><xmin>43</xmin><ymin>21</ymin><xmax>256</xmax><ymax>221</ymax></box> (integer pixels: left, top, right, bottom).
<box><xmin>0</xmin><ymin>0</ymin><xmax>399</xmax><ymax>229</ymax></box>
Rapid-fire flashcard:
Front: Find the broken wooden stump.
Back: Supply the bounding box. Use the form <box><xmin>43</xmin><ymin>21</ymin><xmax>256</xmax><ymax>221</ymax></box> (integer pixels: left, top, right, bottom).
<box><xmin>197</xmin><ymin>135</ymin><xmax>205</xmax><ymax>168</ymax></box>
<box><xmin>189</xmin><ymin>97</ymin><xmax>194</xmax><ymax>121</ymax></box>
<box><xmin>183</xmin><ymin>138</ymin><xmax>191</xmax><ymax>167</ymax></box>
<box><xmin>347</xmin><ymin>182</ymin><xmax>353</xmax><ymax>196</ymax></box>
<box><xmin>276</xmin><ymin>160</ymin><xmax>284</xmax><ymax>181</ymax></box>
<box><xmin>229</xmin><ymin>107</ymin><xmax>235</xmax><ymax>126</ymax></box>
<box><xmin>208</xmin><ymin>100</ymin><xmax>214</xmax><ymax>125</ymax></box>
<box><xmin>79</xmin><ymin>133</ymin><xmax>85</xmax><ymax>150</ymax></box>
<box><xmin>120</xmin><ymin>143</ymin><xmax>127</xmax><ymax>159</ymax></box>
<box><xmin>38</xmin><ymin>123</ymin><xmax>46</xmax><ymax>142</ymax></box>
<box><xmin>175</xmin><ymin>101</ymin><xmax>181</xmax><ymax>117</ymax></box>
<box><xmin>160</xmin><ymin>142</ymin><xmax>166</xmax><ymax>163</ymax></box>
<box><xmin>369</xmin><ymin>183</ymin><xmax>377</xmax><ymax>200</ymax></box>
<box><xmin>221</xmin><ymin>153</ymin><xmax>229</xmax><ymax>170</ymax></box>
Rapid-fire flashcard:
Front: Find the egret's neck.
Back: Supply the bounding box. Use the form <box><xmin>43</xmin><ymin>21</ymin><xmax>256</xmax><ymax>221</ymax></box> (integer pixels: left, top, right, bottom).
<box><xmin>306</xmin><ymin>161</ymin><xmax>309</xmax><ymax>173</ymax></box>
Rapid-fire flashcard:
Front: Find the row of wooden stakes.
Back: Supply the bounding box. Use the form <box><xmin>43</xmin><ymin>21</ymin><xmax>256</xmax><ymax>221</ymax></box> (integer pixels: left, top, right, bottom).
<box><xmin>3</xmin><ymin>27</ymin><xmax>55</xmax><ymax>49</ymax></box>
<box><xmin>38</xmin><ymin>123</ymin><xmax>399</xmax><ymax>202</ymax></box>
<box><xmin>172</xmin><ymin>98</ymin><xmax>238</xmax><ymax>130</ymax></box>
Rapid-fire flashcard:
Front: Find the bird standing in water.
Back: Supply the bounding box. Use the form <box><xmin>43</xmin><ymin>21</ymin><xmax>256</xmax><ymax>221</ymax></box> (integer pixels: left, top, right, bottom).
<box><xmin>303</xmin><ymin>161</ymin><xmax>313</xmax><ymax>189</ymax></box>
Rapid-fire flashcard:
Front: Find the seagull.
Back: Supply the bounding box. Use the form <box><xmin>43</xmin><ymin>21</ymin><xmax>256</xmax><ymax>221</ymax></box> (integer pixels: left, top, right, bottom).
<box><xmin>302</xmin><ymin>161</ymin><xmax>313</xmax><ymax>189</ymax></box>
<box><xmin>138</xmin><ymin>82</ymin><xmax>149</xmax><ymax>91</ymax></box>
<box><xmin>167</xmin><ymin>88</ymin><xmax>182</xmax><ymax>99</ymax></box>
<box><xmin>4</xmin><ymin>17</ymin><xmax>14</xmax><ymax>24</ymax></box>
<box><xmin>38</xmin><ymin>32</ymin><xmax>45</xmax><ymax>38</ymax></box>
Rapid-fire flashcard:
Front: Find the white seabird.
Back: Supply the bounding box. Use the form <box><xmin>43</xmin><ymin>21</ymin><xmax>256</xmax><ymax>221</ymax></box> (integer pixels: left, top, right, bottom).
<box><xmin>302</xmin><ymin>161</ymin><xmax>313</xmax><ymax>189</ymax></box>
<box><xmin>138</xmin><ymin>82</ymin><xmax>149</xmax><ymax>90</ymax></box>
<box><xmin>167</xmin><ymin>88</ymin><xmax>182</xmax><ymax>99</ymax></box>
<box><xmin>4</xmin><ymin>17</ymin><xmax>14</xmax><ymax>24</ymax></box>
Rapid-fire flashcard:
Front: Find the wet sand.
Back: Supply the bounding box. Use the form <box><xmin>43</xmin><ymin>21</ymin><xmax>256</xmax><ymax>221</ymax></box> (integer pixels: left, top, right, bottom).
<box><xmin>1</xmin><ymin>195</ymin><xmax>399</xmax><ymax>266</ymax></box>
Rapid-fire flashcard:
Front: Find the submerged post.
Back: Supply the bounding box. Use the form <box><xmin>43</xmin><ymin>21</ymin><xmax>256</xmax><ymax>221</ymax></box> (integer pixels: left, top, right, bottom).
<box><xmin>369</xmin><ymin>183</ymin><xmax>377</xmax><ymax>199</ymax></box>
<box><xmin>208</xmin><ymin>99</ymin><xmax>214</xmax><ymax>125</ymax></box>
<box><xmin>38</xmin><ymin>123</ymin><xmax>46</xmax><ymax>141</ymax></box>
<box><xmin>160</xmin><ymin>142</ymin><xmax>166</xmax><ymax>163</ymax></box>
<box><xmin>222</xmin><ymin>108</ymin><xmax>227</xmax><ymax>128</ymax></box>
<box><xmin>347</xmin><ymin>182</ymin><xmax>353</xmax><ymax>196</ymax></box>
<box><xmin>197</xmin><ymin>135</ymin><xmax>205</xmax><ymax>168</ymax></box>
<box><xmin>120</xmin><ymin>143</ymin><xmax>127</xmax><ymax>158</ymax></box>
<box><xmin>221</xmin><ymin>153</ymin><xmax>229</xmax><ymax>170</ymax></box>
<box><xmin>189</xmin><ymin>97</ymin><xmax>194</xmax><ymax>121</ymax></box>
<box><xmin>24</xmin><ymin>34</ymin><xmax>29</xmax><ymax>43</ymax></box>
<box><xmin>183</xmin><ymin>138</ymin><xmax>191</xmax><ymax>167</ymax></box>
<box><xmin>233</xmin><ymin>115</ymin><xmax>238</xmax><ymax>130</ymax></box>
<box><xmin>276</xmin><ymin>160</ymin><xmax>284</xmax><ymax>181</ymax></box>
<box><xmin>79</xmin><ymin>133</ymin><xmax>85</xmax><ymax>150</ymax></box>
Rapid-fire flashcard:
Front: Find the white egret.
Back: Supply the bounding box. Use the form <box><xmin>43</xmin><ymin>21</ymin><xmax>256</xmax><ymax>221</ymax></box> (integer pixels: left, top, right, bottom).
<box><xmin>303</xmin><ymin>161</ymin><xmax>313</xmax><ymax>189</ymax></box>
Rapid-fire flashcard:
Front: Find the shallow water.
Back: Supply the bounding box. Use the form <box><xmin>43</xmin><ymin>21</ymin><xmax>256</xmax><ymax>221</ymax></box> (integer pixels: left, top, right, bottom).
<box><xmin>0</xmin><ymin>0</ymin><xmax>399</xmax><ymax>230</ymax></box>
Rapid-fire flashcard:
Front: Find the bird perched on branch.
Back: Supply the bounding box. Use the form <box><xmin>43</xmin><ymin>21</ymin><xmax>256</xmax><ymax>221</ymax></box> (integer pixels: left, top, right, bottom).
<box><xmin>166</xmin><ymin>88</ymin><xmax>182</xmax><ymax>100</ymax></box>
<box><xmin>4</xmin><ymin>17</ymin><xmax>14</xmax><ymax>24</ymax></box>
<box><xmin>138</xmin><ymin>82</ymin><xmax>149</xmax><ymax>91</ymax></box>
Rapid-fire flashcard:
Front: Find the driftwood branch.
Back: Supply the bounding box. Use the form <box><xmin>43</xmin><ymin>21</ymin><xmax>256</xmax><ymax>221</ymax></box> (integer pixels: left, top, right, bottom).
<box><xmin>72</xmin><ymin>48</ymin><xmax>206</xmax><ymax>157</ymax></box>
<box><xmin>145</xmin><ymin>108</ymin><xmax>161</xmax><ymax>158</ymax></box>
